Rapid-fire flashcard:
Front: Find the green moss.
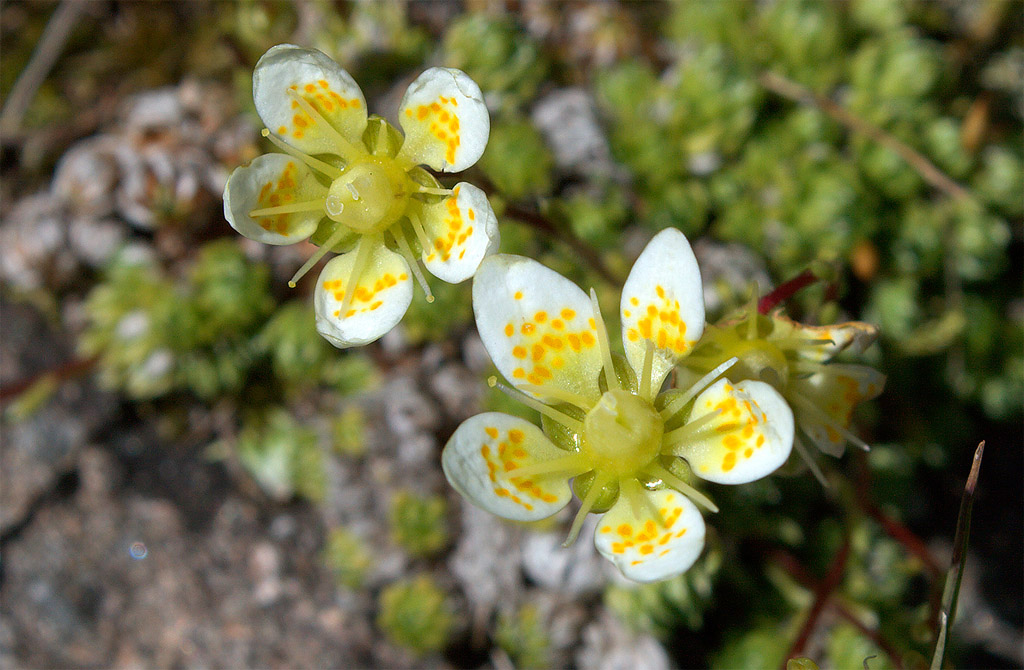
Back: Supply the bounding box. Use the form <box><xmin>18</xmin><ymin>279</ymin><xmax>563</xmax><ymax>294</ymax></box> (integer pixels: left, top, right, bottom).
<box><xmin>389</xmin><ymin>491</ymin><xmax>449</xmax><ymax>558</ymax></box>
<box><xmin>237</xmin><ymin>407</ymin><xmax>325</xmax><ymax>502</ymax></box>
<box><xmin>478</xmin><ymin>118</ymin><xmax>554</xmax><ymax>200</ymax></box>
<box><xmin>376</xmin><ymin>575</ymin><xmax>455</xmax><ymax>655</ymax></box>
<box><xmin>324</xmin><ymin>527</ymin><xmax>372</xmax><ymax>589</ymax></box>
<box><xmin>495</xmin><ymin>604</ymin><xmax>551</xmax><ymax>668</ymax></box>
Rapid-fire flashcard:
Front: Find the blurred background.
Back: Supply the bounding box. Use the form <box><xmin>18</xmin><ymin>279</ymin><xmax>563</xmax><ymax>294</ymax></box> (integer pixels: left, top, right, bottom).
<box><xmin>0</xmin><ymin>1</ymin><xmax>1020</xmax><ymax>668</ymax></box>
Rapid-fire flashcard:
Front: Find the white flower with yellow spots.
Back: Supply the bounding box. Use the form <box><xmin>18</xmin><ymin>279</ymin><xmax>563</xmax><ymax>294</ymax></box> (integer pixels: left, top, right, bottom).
<box><xmin>442</xmin><ymin>229</ymin><xmax>795</xmax><ymax>582</ymax></box>
<box><xmin>223</xmin><ymin>44</ymin><xmax>498</xmax><ymax>348</ymax></box>
<box><xmin>681</xmin><ymin>304</ymin><xmax>885</xmax><ymax>478</ymax></box>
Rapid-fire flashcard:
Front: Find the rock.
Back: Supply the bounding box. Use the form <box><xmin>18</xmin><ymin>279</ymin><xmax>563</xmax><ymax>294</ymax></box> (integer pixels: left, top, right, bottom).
<box><xmin>575</xmin><ymin>611</ymin><xmax>671</xmax><ymax>670</ymax></box>
<box><xmin>521</xmin><ymin>514</ymin><xmax>609</xmax><ymax>596</ymax></box>
<box><xmin>532</xmin><ymin>88</ymin><xmax>616</xmax><ymax>179</ymax></box>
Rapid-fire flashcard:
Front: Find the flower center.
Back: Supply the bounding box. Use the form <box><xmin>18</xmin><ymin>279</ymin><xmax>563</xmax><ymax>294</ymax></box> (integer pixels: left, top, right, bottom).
<box><xmin>581</xmin><ymin>389</ymin><xmax>664</xmax><ymax>478</ymax></box>
<box><xmin>325</xmin><ymin>156</ymin><xmax>410</xmax><ymax>233</ymax></box>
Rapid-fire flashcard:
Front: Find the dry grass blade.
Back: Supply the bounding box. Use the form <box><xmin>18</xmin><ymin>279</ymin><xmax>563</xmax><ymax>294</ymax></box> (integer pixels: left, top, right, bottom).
<box><xmin>930</xmin><ymin>440</ymin><xmax>985</xmax><ymax>670</ymax></box>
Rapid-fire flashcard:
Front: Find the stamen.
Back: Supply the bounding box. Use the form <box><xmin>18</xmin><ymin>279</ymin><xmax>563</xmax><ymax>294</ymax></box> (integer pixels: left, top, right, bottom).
<box><xmin>792</xmin><ymin>435</ymin><xmax>829</xmax><ymax>488</ymax></box>
<box><xmin>416</xmin><ymin>185</ymin><xmax>455</xmax><ymax>197</ymax></box>
<box><xmin>391</xmin><ymin>230</ymin><xmax>434</xmax><ymax>303</ymax></box>
<box><xmin>660</xmin><ymin>357</ymin><xmax>739</xmax><ymax>423</ymax></box>
<box><xmin>663</xmin><ymin>410</ymin><xmax>728</xmax><ymax>449</ymax></box>
<box><xmin>261</xmin><ymin>129</ymin><xmax>342</xmax><ymax>178</ymax></box>
<box><xmin>406</xmin><ymin>211</ymin><xmax>433</xmax><ymax>253</ymax></box>
<box><xmin>336</xmin><ymin>234</ymin><xmax>376</xmax><ymax>318</ymax></box>
<box><xmin>589</xmin><ymin>288</ymin><xmax>619</xmax><ymax>391</ymax></box>
<box><xmin>746</xmin><ymin>293</ymin><xmax>759</xmax><ymax>340</ymax></box>
<box><xmin>518</xmin><ymin>384</ymin><xmax>594</xmax><ymax>412</ymax></box>
<box><xmin>285</xmin><ymin>89</ymin><xmax>360</xmax><ymax>162</ymax></box>
<box><xmin>288</xmin><ymin>223</ymin><xmax>350</xmax><ymax>288</ymax></box>
<box><xmin>562</xmin><ymin>472</ymin><xmax>609</xmax><ymax>547</ymax></box>
<box><xmin>644</xmin><ymin>463</ymin><xmax>719</xmax><ymax>513</ymax></box>
<box><xmin>640</xmin><ymin>339</ymin><xmax>655</xmax><ymax>401</ymax></box>
<box><xmin>249</xmin><ymin>199</ymin><xmax>327</xmax><ymax>218</ymax></box>
<box><xmin>621</xmin><ymin>477</ymin><xmax>662</xmax><ymax>526</ymax></box>
<box><xmin>791</xmin><ymin>393</ymin><xmax>872</xmax><ymax>452</ymax></box>
<box><xmin>507</xmin><ymin>453</ymin><xmax>590</xmax><ymax>480</ymax></box>
<box><xmin>487</xmin><ymin>376</ymin><xmax>582</xmax><ymax>430</ymax></box>
<box><xmin>374</xmin><ymin>120</ymin><xmax>388</xmax><ymax>156</ymax></box>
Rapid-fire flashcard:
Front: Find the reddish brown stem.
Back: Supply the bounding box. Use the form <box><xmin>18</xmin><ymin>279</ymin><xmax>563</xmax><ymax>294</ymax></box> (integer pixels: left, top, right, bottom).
<box><xmin>0</xmin><ymin>356</ymin><xmax>98</xmax><ymax>404</ymax></box>
<box><xmin>782</xmin><ymin>536</ymin><xmax>852</xmax><ymax>668</ymax></box>
<box><xmin>772</xmin><ymin>546</ymin><xmax>904</xmax><ymax>669</ymax></box>
<box><xmin>758</xmin><ymin>269</ymin><xmax>819</xmax><ymax>314</ymax></box>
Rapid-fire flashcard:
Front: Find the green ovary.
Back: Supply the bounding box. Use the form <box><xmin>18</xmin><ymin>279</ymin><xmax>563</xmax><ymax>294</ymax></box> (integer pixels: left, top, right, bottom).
<box><xmin>580</xmin><ymin>390</ymin><xmax>665</xmax><ymax>478</ymax></box>
<box><xmin>325</xmin><ymin>156</ymin><xmax>411</xmax><ymax>233</ymax></box>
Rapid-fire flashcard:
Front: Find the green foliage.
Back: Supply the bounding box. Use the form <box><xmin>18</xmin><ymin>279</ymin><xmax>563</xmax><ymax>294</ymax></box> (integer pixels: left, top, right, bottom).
<box><xmin>478</xmin><ymin>118</ymin><xmax>554</xmax><ymax>200</ymax></box>
<box><xmin>237</xmin><ymin>407</ymin><xmax>325</xmax><ymax>502</ymax></box>
<box><xmin>324</xmin><ymin>526</ymin><xmax>373</xmax><ymax>589</ymax></box>
<box><xmin>494</xmin><ymin>604</ymin><xmax>551</xmax><ymax>668</ymax></box>
<box><xmin>401</xmin><ymin>279</ymin><xmax>472</xmax><ymax>344</ymax></box>
<box><xmin>388</xmin><ymin>491</ymin><xmax>449</xmax><ymax>558</ymax></box>
<box><xmin>713</xmin><ymin>622</ymin><xmax>791</xmax><ymax>670</ymax></box>
<box><xmin>376</xmin><ymin>575</ymin><xmax>455</xmax><ymax>655</ymax></box>
<box><xmin>81</xmin><ymin>241</ymin><xmax>273</xmax><ymax>399</ymax></box>
<box><xmin>442</xmin><ymin>14</ymin><xmax>547</xmax><ymax>110</ymax></box>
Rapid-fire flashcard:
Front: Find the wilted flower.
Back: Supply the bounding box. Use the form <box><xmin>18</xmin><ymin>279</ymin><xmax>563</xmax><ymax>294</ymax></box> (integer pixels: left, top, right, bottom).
<box><xmin>443</xmin><ymin>229</ymin><xmax>794</xmax><ymax>582</ymax></box>
<box><xmin>681</xmin><ymin>307</ymin><xmax>884</xmax><ymax>469</ymax></box>
<box><xmin>224</xmin><ymin>44</ymin><xmax>498</xmax><ymax>348</ymax></box>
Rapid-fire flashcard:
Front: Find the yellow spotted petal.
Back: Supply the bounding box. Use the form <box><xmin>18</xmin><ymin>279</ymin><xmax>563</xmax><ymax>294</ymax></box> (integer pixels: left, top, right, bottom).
<box><xmin>679</xmin><ymin>378</ymin><xmax>794</xmax><ymax>485</ymax></box>
<box><xmin>774</xmin><ymin>315</ymin><xmax>879</xmax><ymax>363</ymax></box>
<box><xmin>253</xmin><ymin>44</ymin><xmax>367</xmax><ymax>156</ymax></box>
<box><xmin>621</xmin><ymin>228</ymin><xmax>705</xmax><ymax>391</ymax></box>
<box><xmin>792</xmin><ymin>364</ymin><xmax>885</xmax><ymax>457</ymax></box>
<box><xmin>314</xmin><ymin>242</ymin><xmax>412</xmax><ymax>348</ymax></box>
<box><xmin>397</xmin><ymin>67</ymin><xmax>489</xmax><ymax>172</ymax></box>
<box><xmin>442</xmin><ymin>412</ymin><xmax>573</xmax><ymax>521</ymax></box>
<box><xmin>594</xmin><ymin>489</ymin><xmax>705</xmax><ymax>583</ymax></box>
<box><xmin>418</xmin><ymin>182</ymin><xmax>499</xmax><ymax>283</ymax></box>
<box><xmin>473</xmin><ymin>254</ymin><xmax>604</xmax><ymax>404</ymax></box>
<box><xmin>223</xmin><ymin>153</ymin><xmax>327</xmax><ymax>245</ymax></box>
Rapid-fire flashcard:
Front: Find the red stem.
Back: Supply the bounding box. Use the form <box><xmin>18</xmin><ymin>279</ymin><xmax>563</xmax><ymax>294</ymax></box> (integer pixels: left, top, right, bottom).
<box><xmin>758</xmin><ymin>270</ymin><xmax>819</xmax><ymax>314</ymax></box>
<box><xmin>781</xmin><ymin>536</ymin><xmax>852</xmax><ymax>668</ymax></box>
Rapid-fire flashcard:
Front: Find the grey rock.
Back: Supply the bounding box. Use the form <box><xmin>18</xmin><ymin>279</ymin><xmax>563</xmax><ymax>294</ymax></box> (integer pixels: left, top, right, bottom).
<box><xmin>532</xmin><ymin>88</ymin><xmax>615</xmax><ymax>178</ymax></box>
<box><xmin>522</xmin><ymin>514</ymin><xmax>609</xmax><ymax>596</ymax></box>
<box><xmin>576</xmin><ymin>611</ymin><xmax>670</xmax><ymax>670</ymax></box>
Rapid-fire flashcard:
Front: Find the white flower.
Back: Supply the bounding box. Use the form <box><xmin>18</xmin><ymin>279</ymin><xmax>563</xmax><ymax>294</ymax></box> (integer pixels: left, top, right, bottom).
<box><xmin>223</xmin><ymin>45</ymin><xmax>498</xmax><ymax>348</ymax></box>
<box><xmin>442</xmin><ymin>229</ymin><xmax>795</xmax><ymax>582</ymax></box>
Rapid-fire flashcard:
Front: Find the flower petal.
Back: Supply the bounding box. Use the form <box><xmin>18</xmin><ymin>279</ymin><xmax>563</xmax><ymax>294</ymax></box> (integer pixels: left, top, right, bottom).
<box><xmin>620</xmin><ymin>228</ymin><xmax>705</xmax><ymax>391</ymax></box>
<box><xmin>398</xmin><ymin>67</ymin><xmax>489</xmax><ymax>172</ymax></box>
<box><xmin>418</xmin><ymin>182</ymin><xmax>499</xmax><ymax>283</ymax></box>
<box><xmin>314</xmin><ymin>242</ymin><xmax>412</xmax><ymax>348</ymax></box>
<box><xmin>679</xmin><ymin>378</ymin><xmax>794</xmax><ymax>485</ymax></box>
<box><xmin>594</xmin><ymin>489</ymin><xmax>705</xmax><ymax>583</ymax></box>
<box><xmin>774</xmin><ymin>315</ymin><xmax>879</xmax><ymax>363</ymax></box>
<box><xmin>792</xmin><ymin>364</ymin><xmax>886</xmax><ymax>457</ymax></box>
<box><xmin>442</xmin><ymin>412</ymin><xmax>574</xmax><ymax>521</ymax></box>
<box><xmin>473</xmin><ymin>254</ymin><xmax>604</xmax><ymax>403</ymax></box>
<box><xmin>223</xmin><ymin>153</ymin><xmax>327</xmax><ymax>244</ymax></box>
<box><xmin>253</xmin><ymin>44</ymin><xmax>368</xmax><ymax>156</ymax></box>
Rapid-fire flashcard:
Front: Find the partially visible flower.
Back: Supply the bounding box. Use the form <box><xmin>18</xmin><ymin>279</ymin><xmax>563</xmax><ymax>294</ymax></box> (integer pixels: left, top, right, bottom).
<box><xmin>442</xmin><ymin>229</ymin><xmax>794</xmax><ymax>582</ymax></box>
<box><xmin>223</xmin><ymin>44</ymin><xmax>498</xmax><ymax>348</ymax></box>
<box><xmin>681</xmin><ymin>304</ymin><xmax>885</xmax><ymax>466</ymax></box>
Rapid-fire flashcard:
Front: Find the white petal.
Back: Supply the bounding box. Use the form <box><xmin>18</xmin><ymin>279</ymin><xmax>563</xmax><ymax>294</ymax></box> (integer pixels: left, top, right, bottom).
<box><xmin>418</xmin><ymin>182</ymin><xmax>499</xmax><ymax>283</ymax></box>
<box><xmin>473</xmin><ymin>254</ymin><xmax>604</xmax><ymax>404</ymax></box>
<box><xmin>397</xmin><ymin>67</ymin><xmax>489</xmax><ymax>172</ymax></box>
<box><xmin>621</xmin><ymin>228</ymin><xmax>705</xmax><ymax>391</ymax></box>
<box><xmin>680</xmin><ymin>378</ymin><xmax>794</xmax><ymax>485</ymax></box>
<box><xmin>314</xmin><ymin>242</ymin><xmax>412</xmax><ymax>348</ymax></box>
<box><xmin>223</xmin><ymin>153</ymin><xmax>326</xmax><ymax>245</ymax></box>
<box><xmin>253</xmin><ymin>44</ymin><xmax>368</xmax><ymax>156</ymax></box>
<box><xmin>792</xmin><ymin>364</ymin><xmax>885</xmax><ymax>457</ymax></box>
<box><xmin>594</xmin><ymin>489</ymin><xmax>706</xmax><ymax>583</ymax></box>
<box><xmin>442</xmin><ymin>412</ymin><xmax>573</xmax><ymax>521</ymax></box>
